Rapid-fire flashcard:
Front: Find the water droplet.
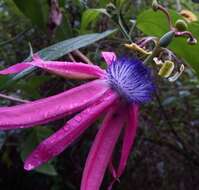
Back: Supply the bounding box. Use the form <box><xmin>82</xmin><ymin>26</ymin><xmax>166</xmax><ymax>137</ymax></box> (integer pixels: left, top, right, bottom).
<box><xmin>24</xmin><ymin>163</ymin><xmax>34</xmax><ymax>171</ymax></box>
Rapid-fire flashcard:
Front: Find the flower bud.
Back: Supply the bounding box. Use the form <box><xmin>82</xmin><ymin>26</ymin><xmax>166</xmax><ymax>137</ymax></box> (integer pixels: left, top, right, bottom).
<box><xmin>175</xmin><ymin>19</ymin><xmax>188</xmax><ymax>31</ymax></box>
<box><xmin>159</xmin><ymin>31</ymin><xmax>175</xmax><ymax>47</ymax></box>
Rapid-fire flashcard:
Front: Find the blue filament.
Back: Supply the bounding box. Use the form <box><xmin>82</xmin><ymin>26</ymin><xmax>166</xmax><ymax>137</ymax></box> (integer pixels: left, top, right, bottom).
<box><xmin>106</xmin><ymin>57</ymin><xmax>155</xmax><ymax>104</ymax></box>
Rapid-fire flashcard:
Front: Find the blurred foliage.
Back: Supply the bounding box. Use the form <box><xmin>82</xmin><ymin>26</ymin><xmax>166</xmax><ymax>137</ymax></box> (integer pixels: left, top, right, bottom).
<box><xmin>0</xmin><ymin>0</ymin><xmax>199</xmax><ymax>190</ymax></box>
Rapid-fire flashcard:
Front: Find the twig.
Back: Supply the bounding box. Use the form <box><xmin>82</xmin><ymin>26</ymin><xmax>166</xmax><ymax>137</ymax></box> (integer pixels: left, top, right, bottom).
<box><xmin>0</xmin><ymin>93</ymin><xmax>30</xmax><ymax>103</ymax></box>
<box><xmin>68</xmin><ymin>53</ymin><xmax>76</xmax><ymax>62</ymax></box>
<box><xmin>154</xmin><ymin>3</ymin><xmax>173</xmax><ymax>30</ymax></box>
<box><xmin>73</xmin><ymin>50</ymin><xmax>93</xmax><ymax>64</ymax></box>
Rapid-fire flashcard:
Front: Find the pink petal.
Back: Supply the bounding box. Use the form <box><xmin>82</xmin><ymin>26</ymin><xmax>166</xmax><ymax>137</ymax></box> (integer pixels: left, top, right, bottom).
<box><xmin>117</xmin><ymin>104</ymin><xmax>139</xmax><ymax>177</ymax></box>
<box><xmin>0</xmin><ymin>80</ymin><xmax>109</xmax><ymax>129</ymax></box>
<box><xmin>0</xmin><ymin>64</ymin><xmax>30</xmax><ymax>75</ymax></box>
<box><xmin>101</xmin><ymin>52</ymin><xmax>117</xmax><ymax>65</ymax></box>
<box><xmin>24</xmin><ymin>90</ymin><xmax>118</xmax><ymax>170</ymax></box>
<box><xmin>0</xmin><ymin>55</ymin><xmax>105</xmax><ymax>79</ymax></box>
<box><xmin>80</xmin><ymin>104</ymin><xmax>126</xmax><ymax>190</ymax></box>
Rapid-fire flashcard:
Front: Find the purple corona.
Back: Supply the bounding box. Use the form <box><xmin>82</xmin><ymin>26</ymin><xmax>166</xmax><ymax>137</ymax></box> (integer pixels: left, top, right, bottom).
<box><xmin>107</xmin><ymin>57</ymin><xmax>154</xmax><ymax>103</ymax></box>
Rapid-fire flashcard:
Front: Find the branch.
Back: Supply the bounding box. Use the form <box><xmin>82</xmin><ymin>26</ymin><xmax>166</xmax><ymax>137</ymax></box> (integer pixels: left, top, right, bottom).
<box><xmin>73</xmin><ymin>50</ymin><xmax>93</xmax><ymax>65</ymax></box>
<box><xmin>0</xmin><ymin>93</ymin><xmax>30</xmax><ymax>103</ymax></box>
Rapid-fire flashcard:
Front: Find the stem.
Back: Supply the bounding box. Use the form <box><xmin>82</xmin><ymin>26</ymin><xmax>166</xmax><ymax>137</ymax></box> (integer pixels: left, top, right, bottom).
<box><xmin>73</xmin><ymin>50</ymin><xmax>93</xmax><ymax>65</ymax></box>
<box><xmin>175</xmin><ymin>31</ymin><xmax>197</xmax><ymax>44</ymax></box>
<box><xmin>68</xmin><ymin>53</ymin><xmax>76</xmax><ymax>62</ymax></box>
<box><xmin>129</xmin><ymin>20</ymin><xmax>136</xmax><ymax>37</ymax></box>
<box><xmin>116</xmin><ymin>9</ymin><xmax>132</xmax><ymax>42</ymax></box>
<box><xmin>0</xmin><ymin>93</ymin><xmax>30</xmax><ymax>103</ymax></box>
<box><xmin>156</xmin><ymin>4</ymin><xmax>173</xmax><ymax>30</ymax></box>
<box><xmin>143</xmin><ymin>43</ymin><xmax>160</xmax><ymax>65</ymax></box>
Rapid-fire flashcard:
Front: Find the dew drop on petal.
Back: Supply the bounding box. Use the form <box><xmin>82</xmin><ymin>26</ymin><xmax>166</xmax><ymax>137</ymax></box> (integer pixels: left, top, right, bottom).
<box><xmin>24</xmin><ymin>163</ymin><xmax>34</xmax><ymax>171</ymax></box>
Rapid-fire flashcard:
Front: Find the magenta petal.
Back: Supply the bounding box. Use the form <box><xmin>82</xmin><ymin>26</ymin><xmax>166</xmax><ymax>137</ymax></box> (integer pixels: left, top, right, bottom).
<box><xmin>0</xmin><ymin>63</ymin><xmax>30</xmax><ymax>75</ymax></box>
<box><xmin>24</xmin><ymin>90</ymin><xmax>118</xmax><ymax>170</ymax></box>
<box><xmin>0</xmin><ymin>55</ymin><xmax>105</xmax><ymax>79</ymax></box>
<box><xmin>117</xmin><ymin>104</ymin><xmax>139</xmax><ymax>177</ymax></box>
<box><xmin>0</xmin><ymin>80</ymin><xmax>109</xmax><ymax>129</ymax></box>
<box><xmin>80</xmin><ymin>104</ymin><xmax>126</xmax><ymax>190</ymax></box>
<box><xmin>30</xmin><ymin>55</ymin><xmax>105</xmax><ymax>79</ymax></box>
<box><xmin>101</xmin><ymin>52</ymin><xmax>117</xmax><ymax>65</ymax></box>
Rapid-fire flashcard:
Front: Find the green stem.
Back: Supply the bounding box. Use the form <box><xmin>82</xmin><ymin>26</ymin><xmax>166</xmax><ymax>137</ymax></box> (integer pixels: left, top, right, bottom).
<box><xmin>143</xmin><ymin>43</ymin><xmax>160</xmax><ymax>65</ymax></box>
<box><xmin>118</xmin><ymin>13</ymin><xmax>132</xmax><ymax>42</ymax></box>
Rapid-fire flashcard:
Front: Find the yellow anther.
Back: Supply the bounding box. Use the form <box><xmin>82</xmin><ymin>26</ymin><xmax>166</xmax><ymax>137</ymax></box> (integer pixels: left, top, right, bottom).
<box><xmin>124</xmin><ymin>43</ymin><xmax>152</xmax><ymax>56</ymax></box>
<box><xmin>158</xmin><ymin>60</ymin><xmax>175</xmax><ymax>78</ymax></box>
<box><xmin>180</xmin><ymin>10</ymin><xmax>198</xmax><ymax>23</ymax></box>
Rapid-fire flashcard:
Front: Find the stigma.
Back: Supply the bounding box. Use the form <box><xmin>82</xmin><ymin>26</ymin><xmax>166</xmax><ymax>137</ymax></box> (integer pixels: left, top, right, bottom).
<box><xmin>106</xmin><ymin>57</ymin><xmax>155</xmax><ymax>104</ymax></box>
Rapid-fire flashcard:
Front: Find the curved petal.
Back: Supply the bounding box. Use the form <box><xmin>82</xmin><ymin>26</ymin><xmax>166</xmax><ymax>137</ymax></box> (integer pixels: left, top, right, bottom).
<box><xmin>24</xmin><ymin>90</ymin><xmax>119</xmax><ymax>170</ymax></box>
<box><xmin>0</xmin><ymin>55</ymin><xmax>105</xmax><ymax>79</ymax></box>
<box><xmin>101</xmin><ymin>52</ymin><xmax>117</xmax><ymax>65</ymax></box>
<box><xmin>117</xmin><ymin>104</ymin><xmax>139</xmax><ymax>177</ymax></box>
<box><xmin>0</xmin><ymin>80</ymin><xmax>109</xmax><ymax>129</ymax></box>
<box><xmin>80</xmin><ymin>104</ymin><xmax>126</xmax><ymax>190</ymax></box>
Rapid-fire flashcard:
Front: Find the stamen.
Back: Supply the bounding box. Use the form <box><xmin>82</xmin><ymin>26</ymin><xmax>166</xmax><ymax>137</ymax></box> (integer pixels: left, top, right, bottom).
<box><xmin>168</xmin><ymin>64</ymin><xmax>185</xmax><ymax>82</ymax></box>
<box><xmin>124</xmin><ymin>43</ymin><xmax>152</xmax><ymax>56</ymax></box>
<box><xmin>158</xmin><ymin>60</ymin><xmax>175</xmax><ymax>78</ymax></box>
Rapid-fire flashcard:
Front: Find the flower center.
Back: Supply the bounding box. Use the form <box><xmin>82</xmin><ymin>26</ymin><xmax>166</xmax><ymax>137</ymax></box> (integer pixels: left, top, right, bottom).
<box><xmin>106</xmin><ymin>57</ymin><xmax>155</xmax><ymax>104</ymax></box>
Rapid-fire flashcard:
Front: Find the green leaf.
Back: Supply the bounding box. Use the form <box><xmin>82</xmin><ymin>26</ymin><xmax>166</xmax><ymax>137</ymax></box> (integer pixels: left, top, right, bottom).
<box><xmin>36</xmin><ymin>163</ymin><xmax>58</xmax><ymax>176</ymax></box>
<box><xmin>137</xmin><ymin>9</ymin><xmax>181</xmax><ymax>37</ymax></box>
<box><xmin>80</xmin><ymin>9</ymin><xmax>109</xmax><ymax>33</ymax></box>
<box><xmin>0</xmin><ymin>29</ymin><xmax>116</xmax><ymax>90</ymax></box>
<box><xmin>80</xmin><ymin>9</ymin><xmax>100</xmax><ymax>33</ymax></box>
<box><xmin>12</xmin><ymin>0</ymin><xmax>49</xmax><ymax>28</ymax></box>
<box><xmin>137</xmin><ymin>9</ymin><xmax>199</xmax><ymax>77</ymax></box>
